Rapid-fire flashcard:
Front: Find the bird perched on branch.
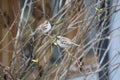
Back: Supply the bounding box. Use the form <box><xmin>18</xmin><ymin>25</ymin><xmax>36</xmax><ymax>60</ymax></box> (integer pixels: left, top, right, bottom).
<box><xmin>56</xmin><ymin>36</ymin><xmax>80</xmax><ymax>48</ymax></box>
<box><xmin>49</xmin><ymin>36</ymin><xmax>80</xmax><ymax>64</ymax></box>
<box><xmin>30</xmin><ymin>20</ymin><xmax>51</xmax><ymax>36</ymax></box>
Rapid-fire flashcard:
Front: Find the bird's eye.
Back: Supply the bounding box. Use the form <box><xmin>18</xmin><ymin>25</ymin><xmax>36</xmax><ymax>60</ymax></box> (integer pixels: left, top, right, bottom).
<box><xmin>42</xmin><ymin>26</ymin><xmax>47</xmax><ymax>30</ymax></box>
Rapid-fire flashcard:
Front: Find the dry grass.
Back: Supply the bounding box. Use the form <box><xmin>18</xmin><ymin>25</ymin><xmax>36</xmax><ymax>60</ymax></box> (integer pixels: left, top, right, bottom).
<box><xmin>0</xmin><ymin>0</ymin><xmax>120</xmax><ymax>80</ymax></box>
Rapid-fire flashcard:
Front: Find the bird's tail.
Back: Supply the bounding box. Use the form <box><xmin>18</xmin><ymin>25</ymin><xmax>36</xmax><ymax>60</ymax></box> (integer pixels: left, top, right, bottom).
<box><xmin>72</xmin><ymin>42</ymin><xmax>80</xmax><ymax>47</ymax></box>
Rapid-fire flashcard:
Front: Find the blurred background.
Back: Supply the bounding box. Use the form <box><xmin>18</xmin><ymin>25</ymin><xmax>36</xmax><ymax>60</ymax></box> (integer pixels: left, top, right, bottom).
<box><xmin>0</xmin><ymin>0</ymin><xmax>120</xmax><ymax>80</ymax></box>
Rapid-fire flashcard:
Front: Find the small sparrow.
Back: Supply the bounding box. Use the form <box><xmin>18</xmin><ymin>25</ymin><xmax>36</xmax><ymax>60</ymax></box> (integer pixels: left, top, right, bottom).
<box><xmin>30</xmin><ymin>20</ymin><xmax>51</xmax><ymax>36</ymax></box>
<box><xmin>56</xmin><ymin>36</ymin><xmax>80</xmax><ymax>48</ymax></box>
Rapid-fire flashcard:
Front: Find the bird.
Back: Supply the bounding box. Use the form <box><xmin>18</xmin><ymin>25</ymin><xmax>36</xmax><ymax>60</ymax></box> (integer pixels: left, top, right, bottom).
<box><xmin>56</xmin><ymin>36</ymin><xmax>80</xmax><ymax>48</ymax></box>
<box><xmin>30</xmin><ymin>20</ymin><xmax>51</xmax><ymax>36</ymax></box>
<box><xmin>49</xmin><ymin>36</ymin><xmax>80</xmax><ymax>65</ymax></box>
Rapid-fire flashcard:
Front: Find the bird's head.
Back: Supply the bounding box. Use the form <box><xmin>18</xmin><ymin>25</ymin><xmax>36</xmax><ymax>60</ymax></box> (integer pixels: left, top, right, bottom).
<box><xmin>56</xmin><ymin>36</ymin><xmax>62</xmax><ymax>40</ymax></box>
